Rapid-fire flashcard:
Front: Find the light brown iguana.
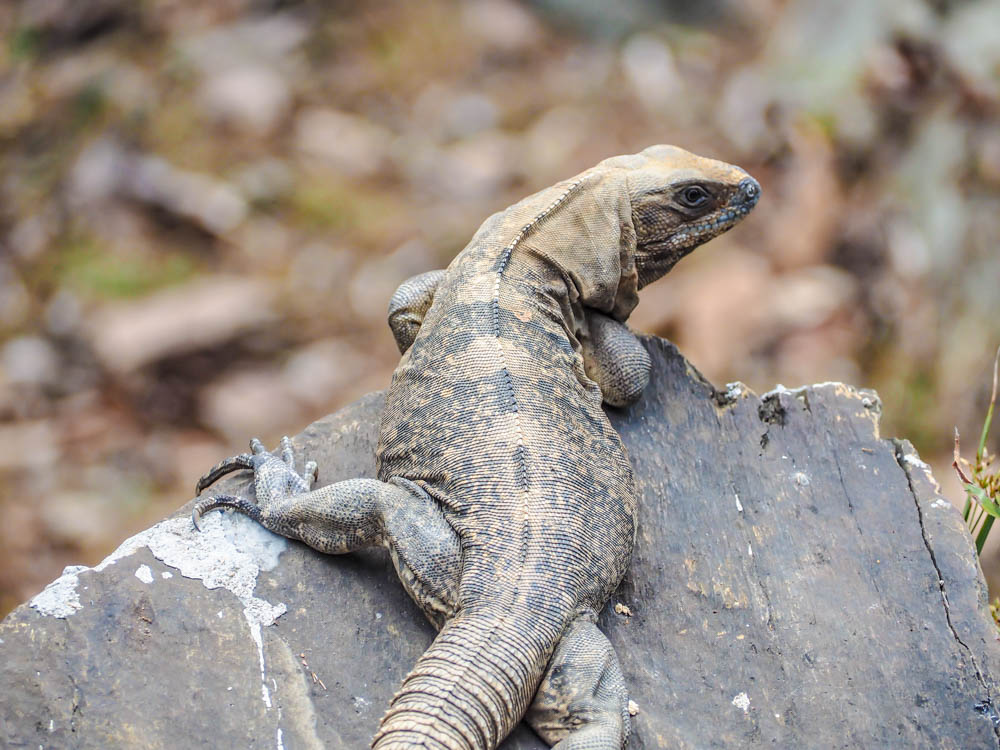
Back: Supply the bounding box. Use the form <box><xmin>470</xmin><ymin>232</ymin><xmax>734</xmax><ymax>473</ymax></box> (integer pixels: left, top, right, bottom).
<box><xmin>193</xmin><ymin>145</ymin><xmax>760</xmax><ymax>749</ymax></box>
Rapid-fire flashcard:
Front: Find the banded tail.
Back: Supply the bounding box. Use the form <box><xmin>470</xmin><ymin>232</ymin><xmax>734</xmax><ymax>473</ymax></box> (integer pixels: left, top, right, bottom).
<box><xmin>372</xmin><ymin>604</ymin><xmax>562</xmax><ymax>749</ymax></box>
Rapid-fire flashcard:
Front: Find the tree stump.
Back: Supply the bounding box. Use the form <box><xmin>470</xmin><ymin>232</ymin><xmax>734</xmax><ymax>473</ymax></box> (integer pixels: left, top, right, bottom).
<box><xmin>2</xmin><ymin>337</ymin><xmax>999</xmax><ymax>748</ymax></box>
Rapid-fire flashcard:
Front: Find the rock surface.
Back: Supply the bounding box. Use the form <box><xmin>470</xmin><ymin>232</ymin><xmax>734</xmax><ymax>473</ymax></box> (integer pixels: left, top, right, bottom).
<box><xmin>2</xmin><ymin>337</ymin><xmax>999</xmax><ymax>749</ymax></box>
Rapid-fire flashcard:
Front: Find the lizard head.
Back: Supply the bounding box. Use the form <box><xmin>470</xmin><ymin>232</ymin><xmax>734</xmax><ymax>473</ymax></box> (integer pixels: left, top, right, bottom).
<box><xmin>613</xmin><ymin>144</ymin><xmax>760</xmax><ymax>288</ymax></box>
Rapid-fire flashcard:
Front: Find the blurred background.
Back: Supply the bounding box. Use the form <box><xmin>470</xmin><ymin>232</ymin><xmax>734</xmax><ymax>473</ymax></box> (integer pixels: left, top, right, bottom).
<box><xmin>1</xmin><ymin>0</ymin><xmax>999</xmax><ymax>616</ymax></box>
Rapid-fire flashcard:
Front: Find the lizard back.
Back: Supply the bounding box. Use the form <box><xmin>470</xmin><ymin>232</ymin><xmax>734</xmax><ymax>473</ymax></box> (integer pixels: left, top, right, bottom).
<box><xmin>377</xmin><ymin>172</ymin><xmax>639</xmax><ymax>616</ymax></box>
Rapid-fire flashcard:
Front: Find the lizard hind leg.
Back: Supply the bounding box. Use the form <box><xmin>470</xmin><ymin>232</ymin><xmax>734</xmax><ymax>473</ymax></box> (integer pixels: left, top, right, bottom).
<box><xmin>525</xmin><ymin>615</ymin><xmax>631</xmax><ymax>749</ymax></box>
<box><xmin>379</xmin><ymin>477</ymin><xmax>461</xmax><ymax>628</ymax></box>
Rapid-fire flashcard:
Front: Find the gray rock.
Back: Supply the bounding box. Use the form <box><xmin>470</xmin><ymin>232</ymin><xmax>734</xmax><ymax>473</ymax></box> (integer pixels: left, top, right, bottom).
<box><xmin>402</xmin><ymin>132</ymin><xmax>520</xmax><ymax>200</ymax></box>
<box><xmin>178</xmin><ymin>14</ymin><xmax>309</xmax><ymax>75</ymax></box>
<box><xmin>234</xmin><ymin>158</ymin><xmax>295</xmax><ymax>204</ymax></box>
<box><xmin>294</xmin><ymin>108</ymin><xmax>394</xmax><ymax>178</ymax></box>
<box><xmin>0</xmin><ymin>335</ymin><xmax>60</xmax><ymax>387</ymax></box>
<box><xmin>0</xmin><ymin>260</ymin><xmax>30</xmax><ymax>330</ymax></box>
<box><xmin>2</xmin><ymin>337</ymin><xmax>999</xmax><ymax>748</ymax></box>
<box><xmin>84</xmin><ymin>276</ymin><xmax>277</xmax><ymax>374</ymax></box>
<box><xmin>443</xmin><ymin>93</ymin><xmax>499</xmax><ymax>139</ymax></box>
<box><xmin>461</xmin><ymin>0</ymin><xmax>545</xmax><ymax>53</ymax></box>
<box><xmin>68</xmin><ymin>136</ymin><xmax>127</xmax><ymax>207</ymax></box>
<box><xmin>127</xmin><ymin>155</ymin><xmax>249</xmax><ymax>236</ymax></box>
<box><xmin>198</xmin><ymin>65</ymin><xmax>292</xmax><ymax>137</ymax></box>
<box><xmin>69</xmin><ymin>139</ymin><xmax>249</xmax><ymax>235</ymax></box>
<box><xmin>940</xmin><ymin>2</ymin><xmax>1000</xmax><ymax>89</ymax></box>
<box><xmin>621</xmin><ymin>33</ymin><xmax>682</xmax><ymax>112</ymax></box>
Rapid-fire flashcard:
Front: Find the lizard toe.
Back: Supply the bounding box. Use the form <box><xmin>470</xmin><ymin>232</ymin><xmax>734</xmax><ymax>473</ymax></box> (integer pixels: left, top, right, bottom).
<box><xmin>191</xmin><ymin>494</ymin><xmax>263</xmax><ymax>531</ymax></box>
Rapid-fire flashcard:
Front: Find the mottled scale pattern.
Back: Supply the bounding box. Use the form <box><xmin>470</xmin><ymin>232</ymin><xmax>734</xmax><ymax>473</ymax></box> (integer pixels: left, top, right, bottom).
<box><xmin>193</xmin><ymin>145</ymin><xmax>760</xmax><ymax>749</ymax></box>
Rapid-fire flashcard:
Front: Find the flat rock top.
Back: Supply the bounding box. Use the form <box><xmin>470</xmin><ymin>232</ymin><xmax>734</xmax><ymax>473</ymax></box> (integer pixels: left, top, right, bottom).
<box><xmin>3</xmin><ymin>337</ymin><xmax>999</xmax><ymax>749</ymax></box>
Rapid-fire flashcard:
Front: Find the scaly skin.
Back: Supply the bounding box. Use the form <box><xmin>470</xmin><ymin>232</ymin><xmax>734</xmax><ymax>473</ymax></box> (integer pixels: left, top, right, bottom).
<box><xmin>194</xmin><ymin>145</ymin><xmax>760</xmax><ymax>749</ymax></box>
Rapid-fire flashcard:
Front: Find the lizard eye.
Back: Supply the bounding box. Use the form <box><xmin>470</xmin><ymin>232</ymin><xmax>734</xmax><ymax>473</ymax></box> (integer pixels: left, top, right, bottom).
<box><xmin>677</xmin><ymin>185</ymin><xmax>710</xmax><ymax>208</ymax></box>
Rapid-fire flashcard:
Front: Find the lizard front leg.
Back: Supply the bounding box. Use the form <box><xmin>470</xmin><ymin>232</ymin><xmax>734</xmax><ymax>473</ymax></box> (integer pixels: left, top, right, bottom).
<box><xmin>193</xmin><ymin>438</ymin><xmax>460</xmax><ymax>626</ymax></box>
<box><xmin>582</xmin><ymin>311</ymin><xmax>651</xmax><ymax>408</ymax></box>
<box><xmin>387</xmin><ymin>269</ymin><xmax>445</xmax><ymax>354</ymax></box>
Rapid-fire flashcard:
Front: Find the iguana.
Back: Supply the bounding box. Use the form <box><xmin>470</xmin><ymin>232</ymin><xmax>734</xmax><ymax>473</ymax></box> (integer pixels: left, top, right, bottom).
<box><xmin>193</xmin><ymin>145</ymin><xmax>760</xmax><ymax>749</ymax></box>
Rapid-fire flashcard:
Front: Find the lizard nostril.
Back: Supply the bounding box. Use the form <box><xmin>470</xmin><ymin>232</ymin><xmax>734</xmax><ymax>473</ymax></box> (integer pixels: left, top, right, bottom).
<box><xmin>739</xmin><ymin>177</ymin><xmax>760</xmax><ymax>203</ymax></box>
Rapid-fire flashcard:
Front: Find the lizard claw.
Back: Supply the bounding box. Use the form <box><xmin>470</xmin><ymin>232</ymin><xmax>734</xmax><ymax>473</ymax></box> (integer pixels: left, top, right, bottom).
<box><xmin>191</xmin><ymin>494</ymin><xmax>263</xmax><ymax>531</ymax></box>
<box><xmin>194</xmin><ymin>437</ymin><xmax>277</xmax><ymax>495</ymax></box>
<box><xmin>195</xmin><ymin>452</ymin><xmax>255</xmax><ymax>495</ymax></box>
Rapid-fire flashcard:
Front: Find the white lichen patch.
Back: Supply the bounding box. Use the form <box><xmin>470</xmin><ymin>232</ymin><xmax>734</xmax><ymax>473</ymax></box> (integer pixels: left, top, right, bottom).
<box><xmin>31</xmin><ymin>511</ymin><xmax>287</xmax><ymax>618</ymax></box>
<box><xmin>761</xmin><ymin>384</ymin><xmax>794</xmax><ymax>400</ymax></box>
<box><xmin>931</xmin><ymin>498</ymin><xmax>951</xmax><ymax>510</ymax></box>
<box><xmin>793</xmin><ymin>472</ymin><xmax>811</xmax><ymax>487</ymax></box>
<box><xmin>134</xmin><ymin>564</ymin><xmax>154</xmax><ymax>584</ymax></box>
<box><xmin>724</xmin><ymin>382</ymin><xmax>748</xmax><ymax>401</ymax></box>
<box><xmin>901</xmin><ymin>452</ymin><xmax>931</xmax><ymax>470</ymax></box>
<box><xmin>732</xmin><ymin>691</ymin><xmax>751</xmax><ymax>713</ymax></box>
<box><xmin>30</xmin><ymin>565</ymin><xmax>89</xmax><ymax>617</ymax></box>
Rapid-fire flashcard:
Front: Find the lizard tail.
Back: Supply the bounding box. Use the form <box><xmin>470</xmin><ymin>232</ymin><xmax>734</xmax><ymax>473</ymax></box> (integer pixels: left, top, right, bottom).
<box><xmin>372</xmin><ymin>604</ymin><xmax>560</xmax><ymax>750</ymax></box>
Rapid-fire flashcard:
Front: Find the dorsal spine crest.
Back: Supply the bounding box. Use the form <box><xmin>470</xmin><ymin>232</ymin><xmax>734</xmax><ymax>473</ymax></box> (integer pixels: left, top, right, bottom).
<box><xmin>487</xmin><ymin>174</ymin><xmax>592</xmax><ymax>601</ymax></box>
<box><xmin>496</xmin><ymin>175</ymin><xmax>590</xmax><ymax>276</ymax></box>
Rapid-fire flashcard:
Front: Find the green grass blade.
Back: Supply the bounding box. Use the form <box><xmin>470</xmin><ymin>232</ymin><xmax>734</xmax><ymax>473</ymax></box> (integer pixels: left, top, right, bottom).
<box><xmin>979</xmin><ymin>401</ymin><xmax>995</xmax><ymax>463</ymax></box>
<box><xmin>967</xmin><ymin>483</ymin><xmax>1000</xmax><ymax>518</ymax></box>
<box><xmin>979</xmin><ymin>346</ymin><xmax>1000</xmax><ymax>460</ymax></box>
<box><xmin>977</xmin><ymin>515</ymin><xmax>996</xmax><ymax>555</ymax></box>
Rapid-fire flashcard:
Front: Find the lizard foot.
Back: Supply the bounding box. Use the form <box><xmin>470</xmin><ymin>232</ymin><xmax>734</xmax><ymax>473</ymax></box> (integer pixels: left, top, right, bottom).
<box><xmin>192</xmin><ymin>436</ymin><xmax>319</xmax><ymax>531</ymax></box>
